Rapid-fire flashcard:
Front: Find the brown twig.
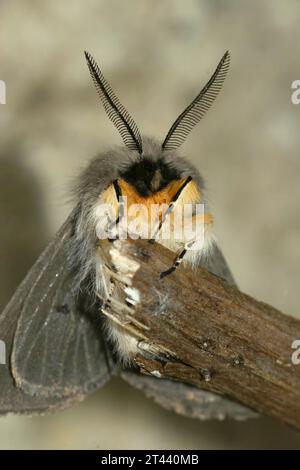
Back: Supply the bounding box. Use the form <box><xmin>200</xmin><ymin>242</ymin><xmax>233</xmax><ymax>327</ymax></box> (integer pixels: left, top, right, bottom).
<box><xmin>99</xmin><ymin>238</ymin><xmax>300</xmax><ymax>431</ymax></box>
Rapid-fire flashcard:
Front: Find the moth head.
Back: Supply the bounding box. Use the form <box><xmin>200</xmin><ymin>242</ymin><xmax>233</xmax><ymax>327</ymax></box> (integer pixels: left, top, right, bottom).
<box><xmin>84</xmin><ymin>51</ymin><xmax>230</xmax><ymax>197</ymax></box>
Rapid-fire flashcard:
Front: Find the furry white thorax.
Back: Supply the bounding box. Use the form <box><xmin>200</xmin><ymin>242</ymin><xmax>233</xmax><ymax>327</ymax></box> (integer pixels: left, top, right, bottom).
<box><xmin>94</xmin><ymin>217</ymin><xmax>215</xmax><ymax>364</ymax></box>
<box><xmin>91</xmin><ymin>176</ymin><xmax>215</xmax><ymax>363</ymax></box>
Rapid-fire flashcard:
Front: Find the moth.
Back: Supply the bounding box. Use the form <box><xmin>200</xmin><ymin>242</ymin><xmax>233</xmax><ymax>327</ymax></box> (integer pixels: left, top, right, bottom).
<box><xmin>0</xmin><ymin>51</ymin><xmax>254</xmax><ymax>420</ymax></box>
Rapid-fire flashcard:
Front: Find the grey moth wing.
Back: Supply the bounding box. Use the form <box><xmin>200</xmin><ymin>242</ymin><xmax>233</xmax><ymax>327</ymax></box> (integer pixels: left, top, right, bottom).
<box><xmin>0</xmin><ymin>209</ymin><xmax>79</xmax><ymax>414</ymax></box>
<box><xmin>0</xmin><ymin>207</ymin><xmax>114</xmax><ymax>414</ymax></box>
<box><xmin>121</xmin><ymin>372</ymin><xmax>257</xmax><ymax>421</ymax></box>
<box><xmin>122</xmin><ymin>243</ymin><xmax>257</xmax><ymax>420</ymax></box>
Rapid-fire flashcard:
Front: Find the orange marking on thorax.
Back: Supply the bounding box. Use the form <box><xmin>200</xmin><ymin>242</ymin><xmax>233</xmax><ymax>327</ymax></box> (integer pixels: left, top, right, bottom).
<box><xmin>118</xmin><ymin>178</ymin><xmax>201</xmax><ymax>208</ymax></box>
<box><xmin>101</xmin><ymin>178</ymin><xmax>213</xmax><ymax>240</ymax></box>
<box><xmin>102</xmin><ymin>178</ymin><xmax>201</xmax><ymax>214</ymax></box>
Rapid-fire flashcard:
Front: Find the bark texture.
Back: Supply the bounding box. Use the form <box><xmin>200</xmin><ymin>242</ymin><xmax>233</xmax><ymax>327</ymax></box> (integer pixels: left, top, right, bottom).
<box><xmin>99</xmin><ymin>239</ymin><xmax>300</xmax><ymax>430</ymax></box>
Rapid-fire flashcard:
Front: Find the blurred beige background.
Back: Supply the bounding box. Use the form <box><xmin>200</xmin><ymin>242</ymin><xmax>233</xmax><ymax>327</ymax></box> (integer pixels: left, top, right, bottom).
<box><xmin>1</xmin><ymin>0</ymin><xmax>300</xmax><ymax>449</ymax></box>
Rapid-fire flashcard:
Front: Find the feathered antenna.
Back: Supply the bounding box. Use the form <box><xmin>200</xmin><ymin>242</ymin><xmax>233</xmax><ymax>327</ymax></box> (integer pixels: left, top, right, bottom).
<box><xmin>84</xmin><ymin>51</ymin><xmax>143</xmax><ymax>154</ymax></box>
<box><xmin>162</xmin><ymin>51</ymin><xmax>230</xmax><ymax>151</ymax></box>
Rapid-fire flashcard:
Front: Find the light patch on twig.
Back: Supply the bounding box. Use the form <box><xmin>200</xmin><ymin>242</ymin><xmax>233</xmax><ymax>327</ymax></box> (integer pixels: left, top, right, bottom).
<box><xmin>125</xmin><ymin>287</ymin><xmax>140</xmax><ymax>306</ymax></box>
<box><xmin>109</xmin><ymin>244</ymin><xmax>140</xmax><ymax>279</ymax></box>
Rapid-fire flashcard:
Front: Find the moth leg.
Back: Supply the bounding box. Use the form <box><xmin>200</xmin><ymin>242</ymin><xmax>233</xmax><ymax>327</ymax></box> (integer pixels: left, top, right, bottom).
<box><xmin>150</xmin><ymin>176</ymin><xmax>192</xmax><ymax>243</ymax></box>
<box><xmin>160</xmin><ymin>211</ymin><xmax>213</xmax><ymax>279</ymax></box>
<box><xmin>160</xmin><ymin>241</ymin><xmax>194</xmax><ymax>279</ymax></box>
<box><xmin>108</xmin><ymin>180</ymin><xmax>125</xmax><ymax>241</ymax></box>
<box><xmin>137</xmin><ymin>341</ymin><xmax>176</xmax><ymax>363</ymax></box>
<box><xmin>149</xmin><ymin>201</ymin><xmax>176</xmax><ymax>243</ymax></box>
